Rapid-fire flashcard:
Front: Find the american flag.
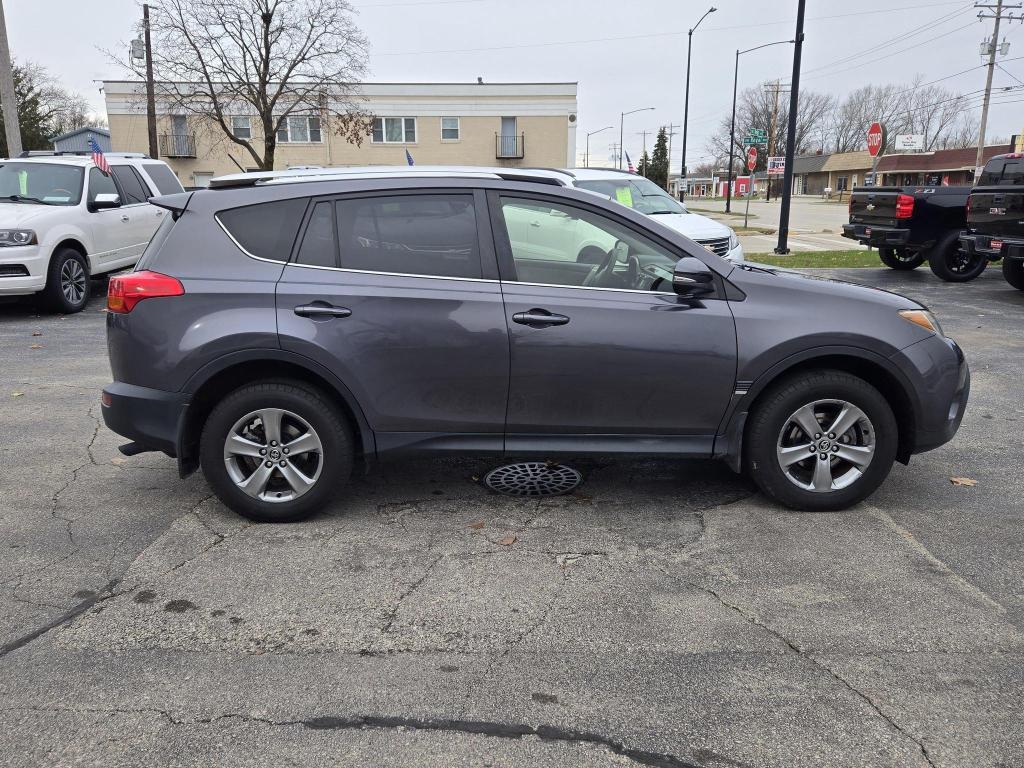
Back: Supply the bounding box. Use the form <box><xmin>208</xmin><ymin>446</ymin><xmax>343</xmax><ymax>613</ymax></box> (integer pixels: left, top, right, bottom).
<box><xmin>88</xmin><ymin>136</ymin><xmax>111</xmax><ymax>174</ymax></box>
<box><xmin>625</xmin><ymin>151</ymin><xmax>636</xmax><ymax>174</ymax></box>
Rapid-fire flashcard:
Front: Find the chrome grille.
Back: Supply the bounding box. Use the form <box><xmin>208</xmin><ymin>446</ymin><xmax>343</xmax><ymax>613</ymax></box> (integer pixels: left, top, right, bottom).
<box><xmin>695</xmin><ymin>236</ymin><xmax>731</xmax><ymax>257</ymax></box>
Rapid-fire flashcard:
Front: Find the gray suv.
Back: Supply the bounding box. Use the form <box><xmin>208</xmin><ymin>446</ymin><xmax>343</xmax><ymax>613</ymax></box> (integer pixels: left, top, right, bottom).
<box><xmin>101</xmin><ymin>167</ymin><xmax>969</xmax><ymax>522</ymax></box>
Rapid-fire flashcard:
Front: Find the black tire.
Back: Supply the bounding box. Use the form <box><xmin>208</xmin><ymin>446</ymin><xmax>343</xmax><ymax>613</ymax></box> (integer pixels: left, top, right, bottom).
<box><xmin>1003</xmin><ymin>258</ymin><xmax>1024</xmax><ymax>290</ymax></box>
<box><xmin>745</xmin><ymin>370</ymin><xmax>898</xmax><ymax>511</ymax></box>
<box><xmin>878</xmin><ymin>247</ymin><xmax>924</xmax><ymax>270</ymax></box>
<box><xmin>927</xmin><ymin>230</ymin><xmax>986</xmax><ymax>282</ymax></box>
<box><xmin>200</xmin><ymin>380</ymin><xmax>354</xmax><ymax>522</ymax></box>
<box><xmin>42</xmin><ymin>247</ymin><xmax>90</xmax><ymax>313</ymax></box>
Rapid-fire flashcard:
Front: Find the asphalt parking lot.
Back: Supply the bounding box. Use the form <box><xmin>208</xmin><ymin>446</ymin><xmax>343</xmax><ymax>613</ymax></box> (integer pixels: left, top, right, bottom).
<box><xmin>1</xmin><ymin>267</ymin><xmax>1022</xmax><ymax>768</ymax></box>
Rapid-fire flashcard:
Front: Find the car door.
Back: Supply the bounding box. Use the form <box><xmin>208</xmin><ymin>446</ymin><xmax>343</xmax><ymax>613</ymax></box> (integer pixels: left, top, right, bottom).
<box><xmin>85</xmin><ymin>167</ymin><xmax>127</xmax><ymax>266</ymax></box>
<box><xmin>108</xmin><ymin>164</ymin><xmax>164</xmax><ymax>266</ymax></box>
<box><xmin>276</xmin><ymin>189</ymin><xmax>510</xmax><ymax>454</ymax></box>
<box><xmin>488</xmin><ymin>191</ymin><xmax>737</xmax><ymax>454</ymax></box>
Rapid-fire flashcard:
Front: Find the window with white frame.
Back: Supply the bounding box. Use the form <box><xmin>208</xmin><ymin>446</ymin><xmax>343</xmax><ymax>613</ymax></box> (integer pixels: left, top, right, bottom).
<box><xmin>372</xmin><ymin>117</ymin><xmax>417</xmax><ymax>144</ymax></box>
<box><xmin>441</xmin><ymin>117</ymin><xmax>460</xmax><ymax>141</ymax></box>
<box><xmin>231</xmin><ymin>116</ymin><xmax>251</xmax><ymax>140</ymax></box>
<box><xmin>277</xmin><ymin>115</ymin><xmax>322</xmax><ymax>143</ymax></box>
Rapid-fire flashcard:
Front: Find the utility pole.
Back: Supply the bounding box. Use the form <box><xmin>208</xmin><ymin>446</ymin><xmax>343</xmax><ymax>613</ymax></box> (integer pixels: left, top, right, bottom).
<box><xmin>143</xmin><ymin>4</ymin><xmax>158</xmax><ymax>158</ymax></box>
<box><xmin>0</xmin><ymin>0</ymin><xmax>22</xmax><ymax>157</ymax></box>
<box><xmin>974</xmin><ymin>1</ymin><xmax>1022</xmax><ymax>177</ymax></box>
<box><xmin>664</xmin><ymin>122</ymin><xmax>679</xmax><ymax>188</ymax></box>
<box><xmin>775</xmin><ymin>0</ymin><xmax>807</xmax><ymax>255</ymax></box>
<box><xmin>637</xmin><ymin>130</ymin><xmax>650</xmax><ymax>177</ymax></box>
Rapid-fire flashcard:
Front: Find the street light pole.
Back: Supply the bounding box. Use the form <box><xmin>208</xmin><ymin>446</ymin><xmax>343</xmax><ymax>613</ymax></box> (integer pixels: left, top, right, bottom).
<box><xmin>725</xmin><ymin>39</ymin><xmax>794</xmax><ymax>213</ymax></box>
<box><xmin>619</xmin><ymin>107</ymin><xmax>654</xmax><ymax>170</ymax></box>
<box><xmin>585</xmin><ymin>126</ymin><xmax>613</xmax><ymax>168</ymax></box>
<box><xmin>775</xmin><ymin>0</ymin><xmax>807</xmax><ymax>255</ymax></box>
<box><xmin>680</xmin><ymin>6</ymin><xmax>716</xmax><ymax>200</ymax></box>
<box><xmin>143</xmin><ymin>4</ymin><xmax>158</xmax><ymax>159</ymax></box>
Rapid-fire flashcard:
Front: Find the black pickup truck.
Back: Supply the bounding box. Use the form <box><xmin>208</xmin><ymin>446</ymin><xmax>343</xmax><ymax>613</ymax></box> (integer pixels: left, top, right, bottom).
<box><xmin>959</xmin><ymin>153</ymin><xmax>1024</xmax><ymax>291</ymax></box>
<box><xmin>842</xmin><ymin>185</ymin><xmax>974</xmax><ymax>280</ymax></box>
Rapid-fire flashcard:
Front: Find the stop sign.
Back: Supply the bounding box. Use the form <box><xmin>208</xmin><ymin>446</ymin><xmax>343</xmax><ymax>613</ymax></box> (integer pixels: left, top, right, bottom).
<box><xmin>867</xmin><ymin>122</ymin><xmax>885</xmax><ymax>157</ymax></box>
<box><xmin>746</xmin><ymin>146</ymin><xmax>757</xmax><ymax>171</ymax></box>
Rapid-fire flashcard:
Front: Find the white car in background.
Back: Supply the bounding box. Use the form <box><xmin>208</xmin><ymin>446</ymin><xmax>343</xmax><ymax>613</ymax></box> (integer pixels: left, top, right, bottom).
<box><xmin>560</xmin><ymin>168</ymin><xmax>744</xmax><ymax>263</ymax></box>
<box><xmin>0</xmin><ymin>153</ymin><xmax>183</xmax><ymax>313</ymax></box>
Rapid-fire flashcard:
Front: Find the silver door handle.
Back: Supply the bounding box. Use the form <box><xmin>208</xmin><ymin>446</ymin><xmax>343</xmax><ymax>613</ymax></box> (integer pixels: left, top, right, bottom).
<box><xmin>294</xmin><ymin>304</ymin><xmax>352</xmax><ymax>319</ymax></box>
<box><xmin>156</xmin><ymin>210</ymin><xmax>164</xmax><ymax>216</ymax></box>
<box><xmin>120</xmin><ymin>215</ymin><xmax>130</xmax><ymax>222</ymax></box>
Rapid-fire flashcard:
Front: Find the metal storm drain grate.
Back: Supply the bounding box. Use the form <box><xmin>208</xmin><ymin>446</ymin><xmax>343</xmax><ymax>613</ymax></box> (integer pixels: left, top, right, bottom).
<box><xmin>482</xmin><ymin>461</ymin><xmax>583</xmax><ymax>497</ymax></box>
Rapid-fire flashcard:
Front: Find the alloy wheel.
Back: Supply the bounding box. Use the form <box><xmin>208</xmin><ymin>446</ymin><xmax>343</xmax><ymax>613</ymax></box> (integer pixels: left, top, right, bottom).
<box><xmin>223</xmin><ymin>408</ymin><xmax>324</xmax><ymax>503</ymax></box>
<box><xmin>776</xmin><ymin>399</ymin><xmax>876</xmax><ymax>493</ymax></box>
<box><xmin>60</xmin><ymin>259</ymin><xmax>87</xmax><ymax>306</ymax></box>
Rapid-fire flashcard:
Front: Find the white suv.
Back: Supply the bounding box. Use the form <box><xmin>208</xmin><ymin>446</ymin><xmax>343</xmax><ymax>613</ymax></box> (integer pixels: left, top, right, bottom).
<box><xmin>0</xmin><ymin>153</ymin><xmax>184</xmax><ymax>313</ymax></box>
<box><xmin>560</xmin><ymin>169</ymin><xmax>744</xmax><ymax>263</ymax></box>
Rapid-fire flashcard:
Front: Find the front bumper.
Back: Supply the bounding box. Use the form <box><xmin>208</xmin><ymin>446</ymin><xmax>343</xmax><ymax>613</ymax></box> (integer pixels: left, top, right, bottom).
<box><xmin>842</xmin><ymin>223</ymin><xmax>911</xmax><ymax>248</ymax></box>
<box><xmin>101</xmin><ymin>381</ymin><xmax>189</xmax><ymax>457</ymax></box>
<box><xmin>725</xmin><ymin>242</ymin><xmax>745</xmax><ymax>263</ymax></box>
<box><xmin>894</xmin><ymin>334</ymin><xmax>970</xmax><ymax>456</ymax></box>
<box><xmin>0</xmin><ymin>244</ymin><xmax>47</xmax><ymax>295</ymax></box>
<box><xmin>960</xmin><ymin>232</ymin><xmax>1024</xmax><ymax>261</ymax></box>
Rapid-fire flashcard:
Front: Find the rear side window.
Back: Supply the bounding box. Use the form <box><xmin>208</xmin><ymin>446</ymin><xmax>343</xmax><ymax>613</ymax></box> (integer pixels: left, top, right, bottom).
<box><xmin>336</xmin><ymin>194</ymin><xmax>481</xmax><ymax>278</ymax></box>
<box><xmin>295</xmin><ymin>202</ymin><xmax>337</xmax><ymax>267</ymax></box>
<box><xmin>111</xmin><ymin>166</ymin><xmax>150</xmax><ymax>204</ymax></box>
<box><xmin>135</xmin><ymin>214</ymin><xmax>175</xmax><ymax>271</ymax></box>
<box><xmin>218</xmin><ymin>198</ymin><xmax>308</xmax><ymax>261</ymax></box>
<box><xmin>980</xmin><ymin>159</ymin><xmax>1024</xmax><ymax>186</ymax></box>
<box><xmin>142</xmin><ymin>163</ymin><xmax>185</xmax><ymax>194</ymax></box>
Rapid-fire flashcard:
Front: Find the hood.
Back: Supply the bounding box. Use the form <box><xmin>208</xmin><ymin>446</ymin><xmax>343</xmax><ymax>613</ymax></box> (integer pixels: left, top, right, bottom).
<box><xmin>737</xmin><ymin>261</ymin><xmax>922</xmax><ymax>310</ymax></box>
<box><xmin>0</xmin><ymin>203</ymin><xmax>63</xmax><ymax>228</ymax></box>
<box><xmin>646</xmin><ymin>211</ymin><xmax>732</xmax><ymax>241</ymax></box>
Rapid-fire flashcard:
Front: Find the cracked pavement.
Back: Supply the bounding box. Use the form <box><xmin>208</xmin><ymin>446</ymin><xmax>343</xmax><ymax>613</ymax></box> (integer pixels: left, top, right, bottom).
<box><xmin>0</xmin><ymin>267</ymin><xmax>1022</xmax><ymax>767</ymax></box>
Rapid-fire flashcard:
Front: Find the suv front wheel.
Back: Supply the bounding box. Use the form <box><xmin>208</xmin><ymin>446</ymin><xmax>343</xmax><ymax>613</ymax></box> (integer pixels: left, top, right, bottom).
<box><xmin>745</xmin><ymin>370</ymin><xmax>898</xmax><ymax>511</ymax></box>
<box><xmin>200</xmin><ymin>380</ymin><xmax>354</xmax><ymax>522</ymax></box>
<box><xmin>43</xmin><ymin>247</ymin><xmax>90</xmax><ymax>313</ymax></box>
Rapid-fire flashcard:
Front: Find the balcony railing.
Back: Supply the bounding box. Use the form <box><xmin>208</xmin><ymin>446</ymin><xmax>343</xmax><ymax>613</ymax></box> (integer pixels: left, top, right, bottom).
<box><xmin>159</xmin><ymin>133</ymin><xmax>196</xmax><ymax>158</ymax></box>
<box><xmin>496</xmin><ymin>132</ymin><xmax>525</xmax><ymax>159</ymax></box>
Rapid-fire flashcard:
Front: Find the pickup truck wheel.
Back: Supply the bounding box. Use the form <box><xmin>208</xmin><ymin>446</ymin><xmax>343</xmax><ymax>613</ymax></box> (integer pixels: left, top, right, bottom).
<box><xmin>1003</xmin><ymin>258</ymin><xmax>1024</xmax><ymax>290</ymax></box>
<box><xmin>745</xmin><ymin>370</ymin><xmax>898</xmax><ymax>511</ymax></box>
<box><xmin>878</xmin><ymin>248</ymin><xmax>923</xmax><ymax>270</ymax></box>
<box><xmin>927</xmin><ymin>230</ymin><xmax>987</xmax><ymax>282</ymax></box>
<box><xmin>42</xmin><ymin>247</ymin><xmax>90</xmax><ymax>314</ymax></box>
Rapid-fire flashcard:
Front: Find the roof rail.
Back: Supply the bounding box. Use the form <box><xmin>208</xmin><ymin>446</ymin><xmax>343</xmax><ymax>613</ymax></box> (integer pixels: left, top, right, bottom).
<box><xmin>206</xmin><ymin>165</ymin><xmax>570</xmax><ymax>190</ymax></box>
<box><xmin>519</xmin><ymin>166</ymin><xmax>576</xmax><ymax>178</ymax></box>
<box><xmin>16</xmin><ymin>150</ymin><xmax>150</xmax><ymax>159</ymax></box>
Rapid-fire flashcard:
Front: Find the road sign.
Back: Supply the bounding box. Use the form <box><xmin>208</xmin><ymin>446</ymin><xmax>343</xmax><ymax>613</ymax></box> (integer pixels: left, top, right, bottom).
<box><xmin>766</xmin><ymin>156</ymin><xmax>785</xmax><ymax>175</ymax></box>
<box><xmin>746</xmin><ymin>146</ymin><xmax>758</xmax><ymax>171</ymax></box>
<box><xmin>893</xmin><ymin>134</ymin><xmax>924</xmax><ymax>151</ymax></box>
<box><xmin>867</xmin><ymin>122</ymin><xmax>886</xmax><ymax>157</ymax></box>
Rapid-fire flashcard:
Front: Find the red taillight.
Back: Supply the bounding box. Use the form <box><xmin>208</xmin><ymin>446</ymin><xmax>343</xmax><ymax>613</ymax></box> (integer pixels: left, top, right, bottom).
<box><xmin>895</xmin><ymin>193</ymin><xmax>915</xmax><ymax>219</ymax></box>
<box><xmin>107</xmin><ymin>270</ymin><xmax>184</xmax><ymax>313</ymax></box>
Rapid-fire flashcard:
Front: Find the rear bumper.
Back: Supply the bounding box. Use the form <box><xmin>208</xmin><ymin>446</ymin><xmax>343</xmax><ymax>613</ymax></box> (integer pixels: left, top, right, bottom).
<box><xmin>960</xmin><ymin>232</ymin><xmax>1024</xmax><ymax>261</ymax></box>
<box><xmin>842</xmin><ymin>224</ymin><xmax>911</xmax><ymax>248</ymax></box>
<box><xmin>101</xmin><ymin>382</ymin><xmax>188</xmax><ymax>457</ymax></box>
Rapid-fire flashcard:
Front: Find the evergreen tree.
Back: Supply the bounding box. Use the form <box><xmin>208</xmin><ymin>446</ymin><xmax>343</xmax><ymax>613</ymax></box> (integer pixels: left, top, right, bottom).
<box><xmin>650</xmin><ymin>127</ymin><xmax>669</xmax><ymax>190</ymax></box>
<box><xmin>637</xmin><ymin>150</ymin><xmax>651</xmax><ymax>178</ymax></box>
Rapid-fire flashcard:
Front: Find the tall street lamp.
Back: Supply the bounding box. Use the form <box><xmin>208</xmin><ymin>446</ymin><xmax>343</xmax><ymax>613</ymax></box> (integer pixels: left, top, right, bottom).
<box><xmin>585</xmin><ymin>126</ymin><xmax>613</xmax><ymax>167</ymax></box>
<box><xmin>725</xmin><ymin>39</ymin><xmax>794</xmax><ymax>213</ymax></box>
<box><xmin>679</xmin><ymin>6</ymin><xmax>716</xmax><ymax>200</ymax></box>
<box><xmin>619</xmin><ymin>107</ymin><xmax>654</xmax><ymax>169</ymax></box>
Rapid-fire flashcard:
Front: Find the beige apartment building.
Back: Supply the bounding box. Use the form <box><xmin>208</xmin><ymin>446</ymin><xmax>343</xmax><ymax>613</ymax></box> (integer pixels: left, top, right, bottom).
<box><xmin>103</xmin><ymin>81</ymin><xmax>579</xmax><ymax>188</ymax></box>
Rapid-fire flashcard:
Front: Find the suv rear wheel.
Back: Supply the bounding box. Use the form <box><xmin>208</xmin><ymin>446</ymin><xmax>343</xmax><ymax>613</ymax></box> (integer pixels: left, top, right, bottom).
<box><xmin>43</xmin><ymin>247</ymin><xmax>90</xmax><ymax>313</ymax></box>
<box><xmin>1003</xmin><ymin>258</ymin><xmax>1024</xmax><ymax>290</ymax></box>
<box><xmin>878</xmin><ymin>247</ymin><xmax>923</xmax><ymax>270</ymax></box>
<box><xmin>200</xmin><ymin>380</ymin><xmax>354</xmax><ymax>522</ymax></box>
<box><xmin>927</xmin><ymin>230</ymin><xmax>987</xmax><ymax>282</ymax></box>
<box><xmin>745</xmin><ymin>370</ymin><xmax>898</xmax><ymax>511</ymax></box>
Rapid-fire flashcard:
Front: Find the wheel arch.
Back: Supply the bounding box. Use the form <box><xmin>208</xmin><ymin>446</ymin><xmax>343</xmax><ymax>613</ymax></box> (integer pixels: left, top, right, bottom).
<box><xmin>53</xmin><ymin>238</ymin><xmax>89</xmax><ymax>269</ymax></box>
<box><xmin>719</xmin><ymin>348</ymin><xmax>919</xmax><ymax>471</ymax></box>
<box><xmin>177</xmin><ymin>350</ymin><xmax>375</xmax><ymax>475</ymax></box>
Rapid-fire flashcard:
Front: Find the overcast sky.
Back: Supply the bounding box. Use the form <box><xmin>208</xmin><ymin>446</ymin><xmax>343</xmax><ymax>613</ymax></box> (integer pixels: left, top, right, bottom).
<box><xmin>6</xmin><ymin>0</ymin><xmax>1022</xmax><ymax>167</ymax></box>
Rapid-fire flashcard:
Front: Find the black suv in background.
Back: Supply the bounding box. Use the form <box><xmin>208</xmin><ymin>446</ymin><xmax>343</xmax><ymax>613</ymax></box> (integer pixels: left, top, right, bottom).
<box><xmin>959</xmin><ymin>153</ymin><xmax>1024</xmax><ymax>291</ymax></box>
<box><xmin>101</xmin><ymin>167</ymin><xmax>969</xmax><ymax>522</ymax></box>
<box><xmin>843</xmin><ymin>185</ymin><xmax>973</xmax><ymax>280</ymax></box>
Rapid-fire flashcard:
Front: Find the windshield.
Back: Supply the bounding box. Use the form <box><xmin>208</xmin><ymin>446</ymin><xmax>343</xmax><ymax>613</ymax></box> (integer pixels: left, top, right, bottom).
<box><xmin>0</xmin><ymin>162</ymin><xmax>84</xmax><ymax>206</ymax></box>
<box><xmin>575</xmin><ymin>177</ymin><xmax>686</xmax><ymax>215</ymax></box>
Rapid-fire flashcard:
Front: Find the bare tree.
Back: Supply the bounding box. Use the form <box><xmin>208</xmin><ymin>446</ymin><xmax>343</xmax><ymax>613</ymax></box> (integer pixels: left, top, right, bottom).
<box><xmin>131</xmin><ymin>0</ymin><xmax>372</xmax><ymax>170</ymax></box>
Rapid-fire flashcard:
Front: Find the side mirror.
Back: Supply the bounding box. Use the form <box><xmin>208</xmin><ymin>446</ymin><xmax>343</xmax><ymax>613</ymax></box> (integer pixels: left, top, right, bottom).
<box><xmin>89</xmin><ymin>193</ymin><xmax>121</xmax><ymax>211</ymax></box>
<box><xmin>672</xmin><ymin>256</ymin><xmax>716</xmax><ymax>298</ymax></box>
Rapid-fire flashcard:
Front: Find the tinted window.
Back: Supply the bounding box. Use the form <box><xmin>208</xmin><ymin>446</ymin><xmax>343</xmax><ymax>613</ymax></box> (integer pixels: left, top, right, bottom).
<box><xmin>111</xmin><ymin>165</ymin><xmax>149</xmax><ymax>204</ymax></box>
<box><xmin>295</xmin><ymin>202</ymin><xmax>337</xmax><ymax>267</ymax></box>
<box><xmin>88</xmin><ymin>167</ymin><xmax>119</xmax><ymax>204</ymax></box>
<box><xmin>980</xmin><ymin>159</ymin><xmax>1024</xmax><ymax>186</ymax></box>
<box><xmin>336</xmin><ymin>194</ymin><xmax>480</xmax><ymax>278</ymax></box>
<box><xmin>0</xmin><ymin>162</ymin><xmax>83</xmax><ymax>205</ymax></box>
<box><xmin>218</xmin><ymin>198</ymin><xmax>308</xmax><ymax>261</ymax></box>
<box><xmin>142</xmin><ymin>163</ymin><xmax>185</xmax><ymax>194</ymax></box>
<box><xmin>499</xmin><ymin>196</ymin><xmax>679</xmax><ymax>291</ymax></box>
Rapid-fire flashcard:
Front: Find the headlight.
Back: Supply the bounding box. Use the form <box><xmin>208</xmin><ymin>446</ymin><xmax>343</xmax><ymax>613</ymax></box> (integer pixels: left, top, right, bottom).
<box><xmin>899</xmin><ymin>309</ymin><xmax>943</xmax><ymax>336</ymax></box>
<box><xmin>0</xmin><ymin>229</ymin><xmax>37</xmax><ymax>246</ymax></box>
<box><xmin>728</xmin><ymin>230</ymin><xmax>739</xmax><ymax>250</ymax></box>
